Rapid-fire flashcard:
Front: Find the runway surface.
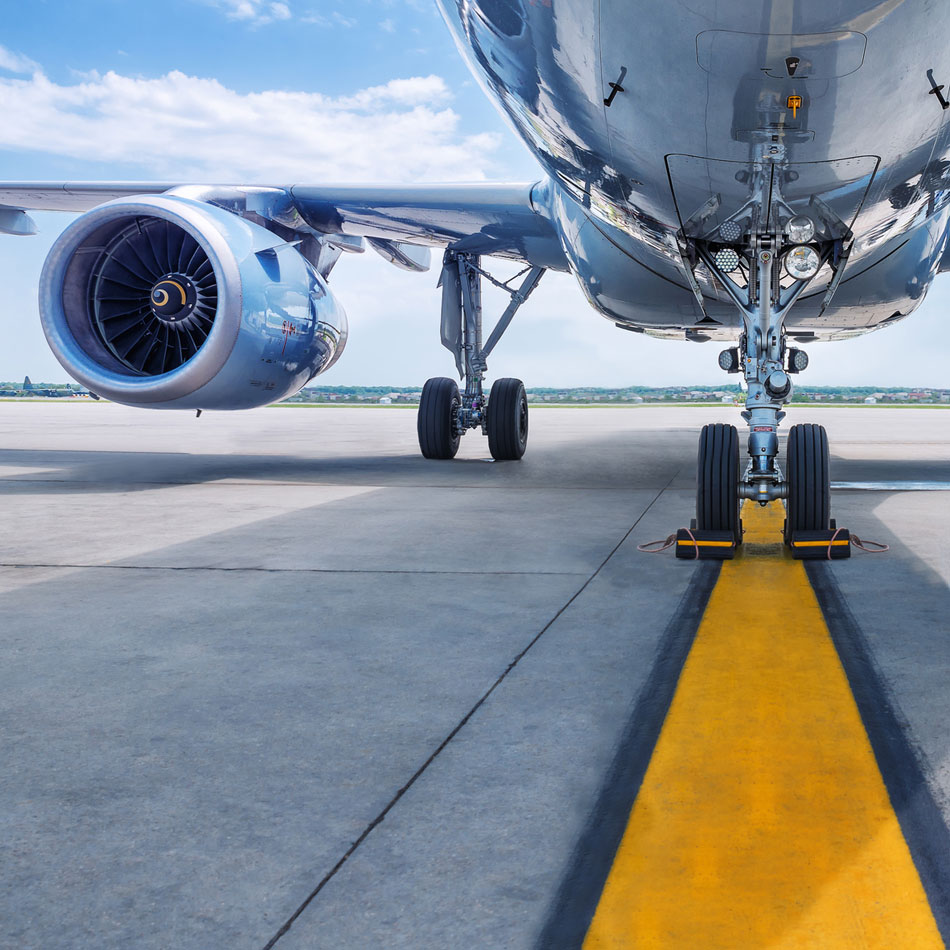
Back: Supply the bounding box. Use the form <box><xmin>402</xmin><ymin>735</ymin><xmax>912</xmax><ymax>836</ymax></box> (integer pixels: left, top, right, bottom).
<box><xmin>0</xmin><ymin>403</ymin><xmax>947</xmax><ymax>949</ymax></box>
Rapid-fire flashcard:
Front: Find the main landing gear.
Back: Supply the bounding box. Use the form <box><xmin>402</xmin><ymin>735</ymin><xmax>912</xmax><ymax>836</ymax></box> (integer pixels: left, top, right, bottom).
<box><xmin>417</xmin><ymin>252</ymin><xmax>544</xmax><ymax>461</ymax></box>
<box><xmin>683</xmin><ymin>145</ymin><xmax>847</xmax><ymax>548</ymax></box>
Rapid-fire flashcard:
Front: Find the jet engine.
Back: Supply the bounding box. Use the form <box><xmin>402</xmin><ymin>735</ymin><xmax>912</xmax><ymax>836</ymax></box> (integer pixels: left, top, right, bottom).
<box><xmin>39</xmin><ymin>194</ymin><xmax>347</xmax><ymax>409</ymax></box>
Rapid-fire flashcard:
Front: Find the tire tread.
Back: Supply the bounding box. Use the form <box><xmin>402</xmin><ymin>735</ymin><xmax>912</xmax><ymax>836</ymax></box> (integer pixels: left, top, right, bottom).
<box><xmin>697</xmin><ymin>423</ymin><xmax>739</xmax><ymax>535</ymax></box>
<box><xmin>417</xmin><ymin>377</ymin><xmax>460</xmax><ymax>459</ymax></box>
<box><xmin>785</xmin><ymin>423</ymin><xmax>831</xmax><ymax>540</ymax></box>
<box><xmin>487</xmin><ymin>378</ymin><xmax>528</xmax><ymax>461</ymax></box>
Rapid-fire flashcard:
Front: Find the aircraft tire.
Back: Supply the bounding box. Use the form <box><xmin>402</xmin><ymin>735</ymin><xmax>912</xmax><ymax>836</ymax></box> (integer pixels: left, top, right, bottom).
<box><xmin>785</xmin><ymin>423</ymin><xmax>831</xmax><ymax>542</ymax></box>
<box><xmin>696</xmin><ymin>423</ymin><xmax>740</xmax><ymax>536</ymax></box>
<box><xmin>417</xmin><ymin>377</ymin><xmax>461</xmax><ymax>459</ymax></box>
<box><xmin>487</xmin><ymin>378</ymin><xmax>528</xmax><ymax>461</ymax></box>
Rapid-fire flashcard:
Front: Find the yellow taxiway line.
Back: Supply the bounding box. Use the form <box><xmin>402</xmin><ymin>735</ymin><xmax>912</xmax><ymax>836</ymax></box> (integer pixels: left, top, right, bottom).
<box><xmin>583</xmin><ymin>502</ymin><xmax>943</xmax><ymax>948</ymax></box>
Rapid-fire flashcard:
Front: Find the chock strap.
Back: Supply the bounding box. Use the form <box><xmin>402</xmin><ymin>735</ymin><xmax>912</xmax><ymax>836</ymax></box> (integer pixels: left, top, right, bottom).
<box><xmin>850</xmin><ymin>534</ymin><xmax>890</xmax><ymax>554</ymax></box>
<box><xmin>640</xmin><ymin>525</ymin><xmax>887</xmax><ymax>558</ymax></box>
<box><xmin>637</xmin><ymin>533</ymin><xmax>679</xmax><ymax>554</ymax></box>
<box><xmin>680</xmin><ymin>527</ymin><xmax>700</xmax><ymax>559</ymax></box>
<box><xmin>638</xmin><ymin>528</ymin><xmax>704</xmax><ymax>559</ymax></box>
<box><xmin>826</xmin><ymin>526</ymin><xmax>846</xmax><ymax>560</ymax></box>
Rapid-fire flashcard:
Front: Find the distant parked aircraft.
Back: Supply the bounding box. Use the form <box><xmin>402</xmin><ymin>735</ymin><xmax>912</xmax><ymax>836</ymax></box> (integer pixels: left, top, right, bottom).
<box><xmin>20</xmin><ymin>375</ymin><xmax>98</xmax><ymax>398</ymax></box>
<box><xmin>22</xmin><ymin>375</ymin><xmax>69</xmax><ymax>397</ymax></box>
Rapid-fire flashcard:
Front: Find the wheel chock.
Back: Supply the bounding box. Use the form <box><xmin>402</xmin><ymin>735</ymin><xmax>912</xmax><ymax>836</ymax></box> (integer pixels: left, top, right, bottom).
<box><xmin>788</xmin><ymin>527</ymin><xmax>852</xmax><ymax>559</ymax></box>
<box><xmin>674</xmin><ymin>528</ymin><xmax>738</xmax><ymax>560</ymax></box>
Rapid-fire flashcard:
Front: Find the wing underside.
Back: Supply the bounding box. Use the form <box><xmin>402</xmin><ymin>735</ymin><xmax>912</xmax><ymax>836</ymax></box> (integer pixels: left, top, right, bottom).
<box><xmin>0</xmin><ymin>180</ymin><xmax>569</xmax><ymax>271</ymax></box>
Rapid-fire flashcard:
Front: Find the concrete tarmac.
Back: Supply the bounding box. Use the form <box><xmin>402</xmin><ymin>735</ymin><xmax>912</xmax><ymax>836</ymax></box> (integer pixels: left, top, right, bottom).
<box><xmin>0</xmin><ymin>403</ymin><xmax>947</xmax><ymax>948</ymax></box>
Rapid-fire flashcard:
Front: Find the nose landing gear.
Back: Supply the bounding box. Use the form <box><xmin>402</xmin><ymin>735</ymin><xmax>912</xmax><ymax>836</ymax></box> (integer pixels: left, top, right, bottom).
<box><xmin>683</xmin><ymin>149</ymin><xmax>851</xmax><ymax>547</ymax></box>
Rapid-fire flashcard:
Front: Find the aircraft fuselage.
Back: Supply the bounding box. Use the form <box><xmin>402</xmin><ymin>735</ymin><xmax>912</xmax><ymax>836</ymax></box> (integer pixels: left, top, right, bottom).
<box><xmin>438</xmin><ymin>0</ymin><xmax>950</xmax><ymax>341</ymax></box>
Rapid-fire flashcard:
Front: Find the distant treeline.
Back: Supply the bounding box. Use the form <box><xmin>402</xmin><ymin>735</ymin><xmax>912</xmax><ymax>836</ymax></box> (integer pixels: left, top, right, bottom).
<box><xmin>288</xmin><ymin>384</ymin><xmax>940</xmax><ymax>397</ymax></box>
<box><xmin>0</xmin><ymin>382</ymin><xmax>79</xmax><ymax>389</ymax></box>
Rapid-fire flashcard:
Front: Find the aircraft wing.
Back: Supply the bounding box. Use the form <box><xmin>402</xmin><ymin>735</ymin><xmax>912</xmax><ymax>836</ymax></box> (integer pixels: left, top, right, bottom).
<box><xmin>0</xmin><ymin>180</ymin><xmax>569</xmax><ymax>271</ymax></box>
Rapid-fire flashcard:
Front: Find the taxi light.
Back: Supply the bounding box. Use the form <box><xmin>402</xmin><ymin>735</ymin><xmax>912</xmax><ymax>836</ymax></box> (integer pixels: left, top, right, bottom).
<box><xmin>785</xmin><ymin>244</ymin><xmax>821</xmax><ymax>280</ymax></box>
<box><xmin>786</xmin><ymin>215</ymin><xmax>815</xmax><ymax>243</ymax></box>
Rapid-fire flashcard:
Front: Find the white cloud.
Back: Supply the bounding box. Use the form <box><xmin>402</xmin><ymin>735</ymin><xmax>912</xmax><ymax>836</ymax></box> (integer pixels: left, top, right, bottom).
<box><xmin>0</xmin><ymin>45</ymin><xmax>39</xmax><ymax>75</ymax></box>
<box><xmin>380</xmin><ymin>18</ymin><xmax>396</xmax><ymax>33</ymax></box>
<box><xmin>211</xmin><ymin>0</ymin><xmax>293</xmax><ymax>25</ymax></box>
<box><xmin>0</xmin><ymin>68</ymin><xmax>502</xmax><ymax>182</ymax></box>
<box><xmin>301</xmin><ymin>10</ymin><xmax>356</xmax><ymax>27</ymax></box>
<box><xmin>334</xmin><ymin>75</ymin><xmax>452</xmax><ymax>109</ymax></box>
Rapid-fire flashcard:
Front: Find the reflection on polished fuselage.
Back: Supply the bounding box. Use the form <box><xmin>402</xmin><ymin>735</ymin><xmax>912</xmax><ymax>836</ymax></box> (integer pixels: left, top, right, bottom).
<box><xmin>437</xmin><ymin>0</ymin><xmax>950</xmax><ymax>341</ymax></box>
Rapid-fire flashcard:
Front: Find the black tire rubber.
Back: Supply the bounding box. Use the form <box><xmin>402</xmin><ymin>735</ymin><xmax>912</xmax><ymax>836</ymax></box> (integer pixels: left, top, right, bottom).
<box><xmin>785</xmin><ymin>423</ymin><xmax>831</xmax><ymax>542</ymax></box>
<box><xmin>417</xmin><ymin>377</ymin><xmax>461</xmax><ymax>459</ymax></box>
<box><xmin>486</xmin><ymin>378</ymin><xmax>528</xmax><ymax>461</ymax></box>
<box><xmin>696</xmin><ymin>423</ymin><xmax>740</xmax><ymax>536</ymax></box>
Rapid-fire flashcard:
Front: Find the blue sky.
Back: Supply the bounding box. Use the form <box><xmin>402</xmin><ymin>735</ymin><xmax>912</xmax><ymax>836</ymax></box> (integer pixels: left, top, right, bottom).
<box><xmin>0</xmin><ymin>0</ymin><xmax>947</xmax><ymax>387</ymax></box>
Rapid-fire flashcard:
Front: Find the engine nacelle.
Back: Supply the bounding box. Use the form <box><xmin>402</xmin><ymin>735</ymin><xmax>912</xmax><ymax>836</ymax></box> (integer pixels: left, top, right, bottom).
<box><xmin>39</xmin><ymin>194</ymin><xmax>347</xmax><ymax>409</ymax></box>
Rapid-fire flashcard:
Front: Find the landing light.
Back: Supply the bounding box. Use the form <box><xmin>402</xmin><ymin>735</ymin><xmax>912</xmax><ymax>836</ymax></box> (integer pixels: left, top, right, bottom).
<box><xmin>786</xmin><ymin>215</ymin><xmax>815</xmax><ymax>243</ymax></box>
<box><xmin>714</xmin><ymin>248</ymin><xmax>740</xmax><ymax>273</ymax></box>
<box><xmin>784</xmin><ymin>244</ymin><xmax>821</xmax><ymax>280</ymax></box>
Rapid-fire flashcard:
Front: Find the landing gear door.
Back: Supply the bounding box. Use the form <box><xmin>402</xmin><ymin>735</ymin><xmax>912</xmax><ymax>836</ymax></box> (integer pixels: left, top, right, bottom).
<box><xmin>666</xmin><ymin>154</ymin><xmax>879</xmax><ymax>241</ymax></box>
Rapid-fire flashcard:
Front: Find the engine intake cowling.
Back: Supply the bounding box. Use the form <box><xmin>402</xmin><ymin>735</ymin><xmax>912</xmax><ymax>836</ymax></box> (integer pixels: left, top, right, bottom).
<box><xmin>40</xmin><ymin>194</ymin><xmax>347</xmax><ymax>409</ymax></box>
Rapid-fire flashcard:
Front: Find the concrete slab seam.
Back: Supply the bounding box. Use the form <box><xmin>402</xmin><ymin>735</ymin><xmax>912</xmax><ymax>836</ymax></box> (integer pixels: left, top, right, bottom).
<box><xmin>259</xmin><ymin>475</ymin><xmax>680</xmax><ymax>949</ymax></box>
<box><xmin>0</xmin><ymin>478</ymin><xmax>659</xmax><ymax>492</ymax></box>
<box><xmin>0</xmin><ymin>563</ymin><xmax>585</xmax><ymax>577</ymax></box>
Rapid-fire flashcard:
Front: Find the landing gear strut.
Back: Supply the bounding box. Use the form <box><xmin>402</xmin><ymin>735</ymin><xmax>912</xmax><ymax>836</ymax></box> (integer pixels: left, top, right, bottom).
<box><xmin>683</xmin><ymin>145</ymin><xmax>848</xmax><ymax>542</ymax></box>
<box><xmin>417</xmin><ymin>252</ymin><xmax>544</xmax><ymax>461</ymax></box>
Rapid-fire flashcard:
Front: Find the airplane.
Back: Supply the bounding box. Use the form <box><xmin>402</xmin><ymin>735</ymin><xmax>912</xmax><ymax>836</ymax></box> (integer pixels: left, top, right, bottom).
<box><xmin>22</xmin><ymin>375</ymin><xmax>70</xmax><ymax>397</ymax></box>
<box><xmin>0</xmin><ymin>0</ymin><xmax>944</xmax><ymax>547</ymax></box>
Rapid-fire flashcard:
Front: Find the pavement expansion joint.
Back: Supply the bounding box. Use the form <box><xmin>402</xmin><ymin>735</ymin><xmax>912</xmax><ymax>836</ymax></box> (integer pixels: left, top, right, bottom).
<box><xmin>574</xmin><ymin>502</ymin><xmax>946</xmax><ymax>948</ymax></box>
<box><xmin>0</xmin><ymin>477</ymin><xmax>657</xmax><ymax>492</ymax></box>
<box><xmin>261</xmin><ymin>479</ymin><xmax>677</xmax><ymax>948</ymax></box>
<box><xmin>832</xmin><ymin>481</ymin><xmax>950</xmax><ymax>491</ymax></box>
<box><xmin>0</xmin><ymin>562</ymin><xmax>586</xmax><ymax>576</ymax></box>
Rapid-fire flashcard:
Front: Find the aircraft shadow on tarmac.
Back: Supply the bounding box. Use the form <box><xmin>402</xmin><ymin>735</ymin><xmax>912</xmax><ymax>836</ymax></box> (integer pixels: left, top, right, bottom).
<box><xmin>0</xmin><ymin>430</ymin><xmax>694</xmax><ymax>494</ymax></box>
<box><xmin>0</xmin><ymin>434</ymin><xmax>947</xmax><ymax>496</ymax></box>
